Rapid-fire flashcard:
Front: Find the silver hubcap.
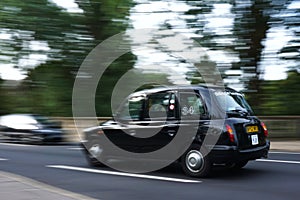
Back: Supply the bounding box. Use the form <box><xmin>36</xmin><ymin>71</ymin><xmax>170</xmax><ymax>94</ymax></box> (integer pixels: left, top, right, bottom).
<box><xmin>89</xmin><ymin>144</ymin><xmax>102</xmax><ymax>158</ymax></box>
<box><xmin>186</xmin><ymin>150</ymin><xmax>204</xmax><ymax>173</ymax></box>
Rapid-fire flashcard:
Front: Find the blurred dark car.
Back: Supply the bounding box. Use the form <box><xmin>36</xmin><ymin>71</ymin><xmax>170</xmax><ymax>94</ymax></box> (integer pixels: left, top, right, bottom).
<box><xmin>0</xmin><ymin>114</ymin><xmax>64</xmax><ymax>144</ymax></box>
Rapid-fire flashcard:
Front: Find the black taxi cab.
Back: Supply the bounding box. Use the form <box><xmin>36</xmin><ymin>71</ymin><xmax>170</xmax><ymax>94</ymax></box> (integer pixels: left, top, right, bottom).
<box><xmin>81</xmin><ymin>85</ymin><xmax>270</xmax><ymax>177</ymax></box>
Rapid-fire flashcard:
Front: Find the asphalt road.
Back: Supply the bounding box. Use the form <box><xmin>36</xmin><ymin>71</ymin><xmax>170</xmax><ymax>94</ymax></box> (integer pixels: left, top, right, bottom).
<box><xmin>0</xmin><ymin>142</ymin><xmax>299</xmax><ymax>200</ymax></box>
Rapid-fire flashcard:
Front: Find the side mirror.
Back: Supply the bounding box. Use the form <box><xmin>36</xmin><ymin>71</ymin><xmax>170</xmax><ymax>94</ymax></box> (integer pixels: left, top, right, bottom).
<box><xmin>113</xmin><ymin>112</ymin><xmax>120</xmax><ymax>120</ymax></box>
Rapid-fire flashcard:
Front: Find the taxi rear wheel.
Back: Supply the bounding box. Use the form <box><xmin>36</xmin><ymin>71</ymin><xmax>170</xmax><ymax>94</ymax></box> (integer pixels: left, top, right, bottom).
<box><xmin>181</xmin><ymin>144</ymin><xmax>211</xmax><ymax>177</ymax></box>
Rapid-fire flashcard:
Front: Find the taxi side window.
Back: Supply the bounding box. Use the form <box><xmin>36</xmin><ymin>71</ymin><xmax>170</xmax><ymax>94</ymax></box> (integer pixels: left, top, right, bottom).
<box><xmin>118</xmin><ymin>96</ymin><xmax>145</xmax><ymax>121</ymax></box>
<box><xmin>145</xmin><ymin>92</ymin><xmax>176</xmax><ymax>120</ymax></box>
<box><xmin>179</xmin><ymin>92</ymin><xmax>206</xmax><ymax>118</ymax></box>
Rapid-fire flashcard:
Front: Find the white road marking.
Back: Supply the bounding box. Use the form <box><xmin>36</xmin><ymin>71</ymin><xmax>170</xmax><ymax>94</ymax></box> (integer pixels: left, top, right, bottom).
<box><xmin>269</xmin><ymin>151</ymin><xmax>300</xmax><ymax>155</ymax></box>
<box><xmin>0</xmin><ymin>158</ymin><xmax>8</xmax><ymax>161</ymax></box>
<box><xmin>47</xmin><ymin>165</ymin><xmax>202</xmax><ymax>183</ymax></box>
<box><xmin>67</xmin><ymin>147</ymin><xmax>84</xmax><ymax>150</ymax></box>
<box><xmin>0</xmin><ymin>142</ymin><xmax>34</xmax><ymax>147</ymax></box>
<box><xmin>257</xmin><ymin>159</ymin><xmax>300</xmax><ymax>165</ymax></box>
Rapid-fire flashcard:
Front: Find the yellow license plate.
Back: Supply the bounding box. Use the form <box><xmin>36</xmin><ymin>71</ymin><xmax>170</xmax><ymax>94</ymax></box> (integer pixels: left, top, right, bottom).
<box><xmin>246</xmin><ymin>126</ymin><xmax>259</xmax><ymax>133</ymax></box>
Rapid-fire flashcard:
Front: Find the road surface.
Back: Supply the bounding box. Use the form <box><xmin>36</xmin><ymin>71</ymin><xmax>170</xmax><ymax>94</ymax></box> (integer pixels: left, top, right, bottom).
<box><xmin>0</xmin><ymin>142</ymin><xmax>299</xmax><ymax>200</ymax></box>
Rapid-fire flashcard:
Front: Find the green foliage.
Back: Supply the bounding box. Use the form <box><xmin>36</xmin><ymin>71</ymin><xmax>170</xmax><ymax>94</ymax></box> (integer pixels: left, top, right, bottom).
<box><xmin>95</xmin><ymin>52</ymin><xmax>170</xmax><ymax>117</ymax></box>
<box><xmin>75</xmin><ymin>0</ymin><xmax>134</xmax><ymax>40</ymax></box>
<box><xmin>25</xmin><ymin>61</ymin><xmax>74</xmax><ymax>116</ymax></box>
<box><xmin>0</xmin><ymin>0</ymin><xmax>299</xmax><ymax>117</ymax></box>
<box><xmin>258</xmin><ymin>71</ymin><xmax>300</xmax><ymax>115</ymax></box>
<box><xmin>96</xmin><ymin>52</ymin><xmax>136</xmax><ymax>116</ymax></box>
<box><xmin>0</xmin><ymin>0</ymin><xmax>135</xmax><ymax>116</ymax></box>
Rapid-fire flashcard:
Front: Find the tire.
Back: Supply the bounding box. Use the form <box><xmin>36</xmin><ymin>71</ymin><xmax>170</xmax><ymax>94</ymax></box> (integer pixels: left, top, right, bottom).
<box><xmin>28</xmin><ymin>134</ymin><xmax>45</xmax><ymax>145</ymax></box>
<box><xmin>181</xmin><ymin>144</ymin><xmax>212</xmax><ymax>177</ymax></box>
<box><xmin>84</xmin><ymin>140</ymin><xmax>106</xmax><ymax>167</ymax></box>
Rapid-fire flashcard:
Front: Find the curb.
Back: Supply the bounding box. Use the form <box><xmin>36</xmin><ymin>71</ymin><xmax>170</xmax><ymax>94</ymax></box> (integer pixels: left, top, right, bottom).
<box><xmin>0</xmin><ymin>171</ymin><xmax>98</xmax><ymax>200</ymax></box>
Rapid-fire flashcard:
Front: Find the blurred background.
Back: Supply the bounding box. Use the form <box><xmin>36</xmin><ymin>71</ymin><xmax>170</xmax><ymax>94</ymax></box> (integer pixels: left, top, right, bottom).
<box><xmin>0</xmin><ymin>0</ymin><xmax>299</xmax><ymax>138</ymax></box>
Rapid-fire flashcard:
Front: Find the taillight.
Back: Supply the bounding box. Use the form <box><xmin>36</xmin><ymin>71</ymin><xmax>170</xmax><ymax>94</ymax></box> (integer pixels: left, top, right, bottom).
<box><xmin>226</xmin><ymin>124</ymin><xmax>235</xmax><ymax>143</ymax></box>
<box><xmin>261</xmin><ymin>122</ymin><xmax>268</xmax><ymax>137</ymax></box>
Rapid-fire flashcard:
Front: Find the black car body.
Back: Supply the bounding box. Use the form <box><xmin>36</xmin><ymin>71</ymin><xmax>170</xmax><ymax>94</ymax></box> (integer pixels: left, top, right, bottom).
<box><xmin>82</xmin><ymin>85</ymin><xmax>270</xmax><ymax>177</ymax></box>
<box><xmin>0</xmin><ymin>114</ymin><xmax>64</xmax><ymax>144</ymax></box>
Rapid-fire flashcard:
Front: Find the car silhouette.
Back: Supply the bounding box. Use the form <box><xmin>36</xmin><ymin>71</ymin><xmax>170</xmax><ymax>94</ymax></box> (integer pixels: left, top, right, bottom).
<box><xmin>0</xmin><ymin>114</ymin><xmax>64</xmax><ymax>144</ymax></box>
<box><xmin>82</xmin><ymin>85</ymin><xmax>270</xmax><ymax>177</ymax></box>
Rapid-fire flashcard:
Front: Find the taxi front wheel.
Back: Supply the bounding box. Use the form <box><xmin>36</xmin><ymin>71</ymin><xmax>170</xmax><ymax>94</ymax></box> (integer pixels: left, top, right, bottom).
<box><xmin>85</xmin><ymin>140</ymin><xmax>106</xmax><ymax>167</ymax></box>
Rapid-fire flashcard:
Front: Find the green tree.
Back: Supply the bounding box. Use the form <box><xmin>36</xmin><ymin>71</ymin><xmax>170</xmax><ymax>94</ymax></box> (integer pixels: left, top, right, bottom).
<box><xmin>0</xmin><ymin>0</ymin><xmax>135</xmax><ymax>116</ymax></box>
<box><xmin>231</xmin><ymin>0</ymin><xmax>272</xmax><ymax>110</ymax></box>
<box><xmin>260</xmin><ymin>71</ymin><xmax>300</xmax><ymax>115</ymax></box>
